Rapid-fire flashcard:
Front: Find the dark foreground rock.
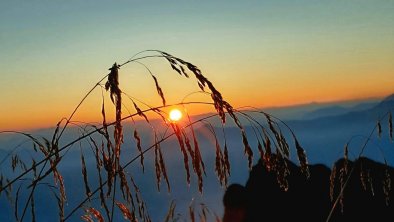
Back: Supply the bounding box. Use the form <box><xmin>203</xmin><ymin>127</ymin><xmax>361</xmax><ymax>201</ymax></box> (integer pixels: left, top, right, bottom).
<box><xmin>244</xmin><ymin>157</ymin><xmax>394</xmax><ymax>221</ymax></box>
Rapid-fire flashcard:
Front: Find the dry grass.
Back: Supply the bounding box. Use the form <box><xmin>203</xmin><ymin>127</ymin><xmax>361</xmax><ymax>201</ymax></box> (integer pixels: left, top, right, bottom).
<box><xmin>0</xmin><ymin>50</ymin><xmax>392</xmax><ymax>222</ymax></box>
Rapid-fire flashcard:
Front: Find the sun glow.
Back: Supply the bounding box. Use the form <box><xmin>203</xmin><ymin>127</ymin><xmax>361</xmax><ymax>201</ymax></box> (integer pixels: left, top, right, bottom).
<box><xmin>169</xmin><ymin>109</ymin><xmax>183</xmax><ymax>122</ymax></box>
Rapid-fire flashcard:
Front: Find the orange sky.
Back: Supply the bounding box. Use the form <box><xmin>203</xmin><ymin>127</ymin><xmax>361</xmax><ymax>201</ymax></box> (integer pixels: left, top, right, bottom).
<box><xmin>1</xmin><ymin>1</ymin><xmax>393</xmax><ymax>131</ymax></box>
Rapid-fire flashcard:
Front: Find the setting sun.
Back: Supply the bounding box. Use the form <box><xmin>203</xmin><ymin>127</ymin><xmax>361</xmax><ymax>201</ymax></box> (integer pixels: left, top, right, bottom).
<box><xmin>169</xmin><ymin>109</ymin><xmax>183</xmax><ymax>122</ymax></box>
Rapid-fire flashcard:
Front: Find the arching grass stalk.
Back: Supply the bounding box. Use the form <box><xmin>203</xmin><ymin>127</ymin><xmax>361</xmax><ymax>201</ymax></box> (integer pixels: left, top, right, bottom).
<box><xmin>0</xmin><ymin>50</ymin><xmax>310</xmax><ymax>221</ymax></box>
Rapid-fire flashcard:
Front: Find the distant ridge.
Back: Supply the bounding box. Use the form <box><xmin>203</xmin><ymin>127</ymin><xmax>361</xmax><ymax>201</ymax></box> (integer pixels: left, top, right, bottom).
<box><xmin>384</xmin><ymin>93</ymin><xmax>394</xmax><ymax>101</ymax></box>
<box><xmin>379</xmin><ymin>93</ymin><xmax>394</xmax><ymax>105</ymax></box>
<box><xmin>372</xmin><ymin>93</ymin><xmax>394</xmax><ymax>113</ymax></box>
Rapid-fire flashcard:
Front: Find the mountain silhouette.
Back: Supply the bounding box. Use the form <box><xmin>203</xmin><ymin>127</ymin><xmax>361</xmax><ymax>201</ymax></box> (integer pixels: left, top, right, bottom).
<box><xmin>375</xmin><ymin>93</ymin><xmax>394</xmax><ymax>111</ymax></box>
<box><xmin>244</xmin><ymin>156</ymin><xmax>394</xmax><ymax>221</ymax></box>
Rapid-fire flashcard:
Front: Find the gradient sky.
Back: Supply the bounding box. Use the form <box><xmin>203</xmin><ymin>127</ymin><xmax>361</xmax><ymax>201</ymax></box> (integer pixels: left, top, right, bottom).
<box><xmin>1</xmin><ymin>0</ymin><xmax>393</xmax><ymax>130</ymax></box>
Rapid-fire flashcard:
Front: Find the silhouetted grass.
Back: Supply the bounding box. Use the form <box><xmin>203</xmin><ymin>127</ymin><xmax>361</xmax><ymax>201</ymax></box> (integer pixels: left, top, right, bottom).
<box><xmin>0</xmin><ymin>50</ymin><xmax>392</xmax><ymax>222</ymax></box>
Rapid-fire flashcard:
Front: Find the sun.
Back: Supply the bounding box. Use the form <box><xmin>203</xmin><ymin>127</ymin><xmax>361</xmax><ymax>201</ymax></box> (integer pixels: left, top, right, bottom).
<box><xmin>169</xmin><ymin>109</ymin><xmax>183</xmax><ymax>122</ymax></box>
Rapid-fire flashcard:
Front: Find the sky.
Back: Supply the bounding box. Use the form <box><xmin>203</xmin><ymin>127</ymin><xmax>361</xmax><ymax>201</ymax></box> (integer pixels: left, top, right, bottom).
<box><xmin>0</xmin><ymin>0</ymin><xmax>393</xmax><ymax>130</ymax></box>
